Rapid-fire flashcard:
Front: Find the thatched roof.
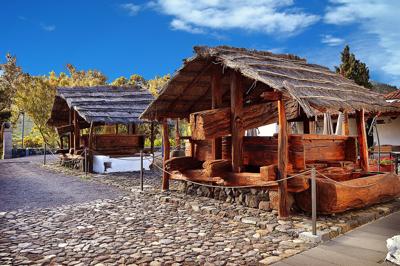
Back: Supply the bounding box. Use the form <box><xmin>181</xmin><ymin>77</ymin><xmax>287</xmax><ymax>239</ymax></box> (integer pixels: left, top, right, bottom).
<box><xmin>141</xmin><ymin>46</ymin><xmax>396</xmax><ymax>121</ymax></box>
<box><xmin>385</xmin><ymin>90</ymin><xmax>400</xmax><ymax>101</ymax></box>
<box><xmin>48</xmin><ymin>86</ymin><xmax>153</xmax><ymax>127</ymax></box>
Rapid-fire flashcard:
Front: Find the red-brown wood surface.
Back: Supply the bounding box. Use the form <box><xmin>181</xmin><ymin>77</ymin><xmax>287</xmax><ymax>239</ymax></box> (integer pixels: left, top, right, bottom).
<box><xmin>162</xmin><ymin>119</ymin><xmax>170</xmax><ymax>190</ymax></box>
<box><xmin>230</xmin><ymin>71</ymin><xmax>244</xmax><ymax>173</ymax></box>
<box><xmin>356</xmin><ymin>109</ymin><xmax>369</xmax><ymax>172</ymax></box>
<box><xmin>343</xmin><ymin>112</ymin><xmax>350</xmax><ymax>136</ymax></box>
<box><xmin>211</xmin><ymin>67</ymin><xmax>223</xmax><ymax>160</ymax></box>
<box><xmin>277</xmin><ymin>98</ymin><xmax>289</xmax><ymax>218</ymax></box>
<box><xmin>295</xmin><ymin>173</ymin><xmax>400</xmax><ymax>214</ymax></box>
<box><xmin>73</xmin><ymin>110</ymin><xmax>80</xmax><ymax>153</ymax></box>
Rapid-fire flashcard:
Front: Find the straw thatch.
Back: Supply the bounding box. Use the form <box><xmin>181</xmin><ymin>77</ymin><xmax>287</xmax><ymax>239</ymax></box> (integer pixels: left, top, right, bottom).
<box><xmin>141</xmin><ymin>46</ymin><xmax>396</xmax><ymax>121</ymax></box>
<box><xmin>48</xmin><ymin>86</ymin><xmax>153</xmax><ymax>127</ymax></box>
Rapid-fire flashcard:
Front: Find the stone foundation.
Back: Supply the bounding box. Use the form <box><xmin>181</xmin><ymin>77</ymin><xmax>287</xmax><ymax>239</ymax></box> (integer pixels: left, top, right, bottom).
<box><xmin>59</xmin><ymin>156</ymin><xmax>84</xmax><ymax>170</ymax></box>
<box><xmin>178</xmin><ymin>182</ymin><xmax>273</xmax><ymax>211</ymax></box>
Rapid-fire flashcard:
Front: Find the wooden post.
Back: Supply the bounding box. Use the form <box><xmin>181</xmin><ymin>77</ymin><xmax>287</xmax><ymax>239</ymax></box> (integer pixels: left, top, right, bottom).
<box><xmin>128</xmin><ymin>123</ymin><xmax>136</xmax><ymax>135</ymax></box>
<box><xmin>73</xmin><ymin>109</ymin><xmax>80</xmax><ymax>153</ymax></box>
<box><xmin>162</xmin><ymin>119</ymin><xmax>170</xmax><ymax>190</ymax></box>
<box><xmin>88</xmin><ymin>122</ymin><xmax>94</xmax><ymax>173</ymax></box>
<box><xmin>230</xmin><ymin>71</ymin><xmax>244</xmax><ymax>173</ymax></box>
<box><xmin>175</xmin><ymin>119</ymin><xmax>180</xmax><ymax>149</ymax></box>
<box><xmin>342</xmin><ymin>112</ymin><xmax>350</xmax><ymax>136</ymax></box>
<box><xmin>115</xmin><ymin>124</ymin><xmax>119</xmax><ymax>135</ymax></box>
<box><xmin>60</xmin><ymin>136</ymin><xmax>64</xmax><ymax>149</ymax></box>
<box><xmin>69</xmin><ymin>109</ymin><xmax>74</xmax><ymax>152</ymax></box>
<box><xmin>303</xmin><ymin>118</ymin><xmax>310</xmax><ymax>134</ymax></box>
<box><xmin>356</xmin><ymin>109</ymin><xmax>369</xmax><ymax>172</ymax></box>
<box><xmin>150</xmin><ymin>122</ymin><xmax>155</xmax><ymax>154</ymax></box>
<box><xmin>277</xmin><ymin>98</ymin><xmax>289</xmax><ymax>218</ymax></box>
<box><xmin>309</xmin><ymin>117</ymin><xmax>317</xmax><ymax>134</ymax></box>
<box><xmin>211</xmin><ymin>67</ymin><xmax>223</xmax><ymax>160</ymax></box>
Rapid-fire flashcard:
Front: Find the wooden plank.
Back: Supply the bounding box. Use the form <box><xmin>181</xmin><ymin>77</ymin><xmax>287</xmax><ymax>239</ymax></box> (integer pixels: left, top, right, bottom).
<box><xmin>260</xmin><ymin>164</ymin><xmax>277</xmax><ymax>181</ymax></box>
<box><xmin>356</xmin><ymin>109</ymin><xmax>369</xmax><ymax>172</ymax></box>
<box><xmin>203</xmin><ymin>159</ymin><xmax>231</xmax><ymax>177</ymax></box>
<box><xmin>211</xmin><ymin>66</ymin><xmax>222</xmax><ymax>160</ymax></box>
<box><xmin>162</xmin><ymin>118</ymin><xmax>170</xmax><ymax>190</ymax></box>
<box><xmin>230</xmin><ymin>71</ymin><xmax>244</xmax><ymax>173</ymax></box>
<box><xmin>277</xmin><ymin>98</ymin><xmax>289</xmax><ymax>218</ymax></box>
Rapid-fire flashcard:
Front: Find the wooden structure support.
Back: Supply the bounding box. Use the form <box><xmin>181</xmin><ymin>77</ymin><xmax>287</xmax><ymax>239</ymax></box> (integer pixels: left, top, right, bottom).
<box><xmin>277</xmin><ymin>98</ymin><xmax>289</xmax><ymax>218</ymax></box>
<box><xmin>162</xmin><ymin>119</ymin><xmax>170</xmax><ymax>190</ymax></box>
<box><xmin>211</xmin><ymin>66</ymin><xmax>222</xmax><ymax>160</ymax></box>
<box><xmin>73</xmin><ymin>109</ymin><xmax>80</xmax><ymax>153</ymax></box>
<box><xmin>175</xmin><ymin>119</ymin><xmax>180</xmax><ymax>149</ymax></box>
<box><xmin>356</xmin><ymin>109</ymin><xmax>369</xmax><ymax>172</ymax></box>
<box><xmin>230</xmin><ymin>71</ymin><xmax>244</xmax><ymax>173</ymax></box>
<box><xmin>69</xmin><ymin>109</ymin><xmax>74</xmax><ymax>151</ymax></box>
<box><xmin>150</xmin><ymin>122</ymin><xmax>155</xmax><ymax>154</ymax></box>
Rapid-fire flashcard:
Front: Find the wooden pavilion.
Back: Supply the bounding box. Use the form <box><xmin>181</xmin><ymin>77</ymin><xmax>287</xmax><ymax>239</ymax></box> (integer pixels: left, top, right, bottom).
<box><xmin>141</xmin><ymin>46</ymin><xmax>400</xmax><ymax>217</ymax></box>
<box><xmin>48</xmin><ymin>85</ymin><xmax>154</xmax><ymax>171</ymax></box>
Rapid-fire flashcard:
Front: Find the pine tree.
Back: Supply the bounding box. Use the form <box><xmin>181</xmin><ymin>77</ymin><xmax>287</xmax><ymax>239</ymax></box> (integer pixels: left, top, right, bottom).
<box><xmin>335</xmin><ymin>45</ymin><xmax>372</xmax><ymax>88</ymax></box>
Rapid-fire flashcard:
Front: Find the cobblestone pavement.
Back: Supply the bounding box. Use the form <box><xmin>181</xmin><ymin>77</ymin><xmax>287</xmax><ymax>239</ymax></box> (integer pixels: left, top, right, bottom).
<box><xmin>0</xmin><ymin>161</ymin><xmax>399</xmax><ymax>265</ymax></box>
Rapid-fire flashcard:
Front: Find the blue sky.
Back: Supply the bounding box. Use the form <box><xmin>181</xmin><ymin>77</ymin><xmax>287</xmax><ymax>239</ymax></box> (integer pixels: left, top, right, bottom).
<box><xmin>1</xmin><ymin>0</ymin><xmax>399</xmax><ymax>86</ymax></box>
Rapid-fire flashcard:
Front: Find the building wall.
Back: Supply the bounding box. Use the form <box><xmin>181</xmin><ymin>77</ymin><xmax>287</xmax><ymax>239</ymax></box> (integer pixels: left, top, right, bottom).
<box><xmin>373</xmin><ymin>116</ymin><xmax>400</xmax><ymax>146</ymax></box>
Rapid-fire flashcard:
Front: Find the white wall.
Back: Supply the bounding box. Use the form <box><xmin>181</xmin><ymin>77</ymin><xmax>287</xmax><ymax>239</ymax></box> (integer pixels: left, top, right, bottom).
<box><xmin>258</xmin><ymin>123</ymin><xmax>278</xmax><ymax>136</ymax></box>
<box><xmin>93</xmin><ymin>155</ymin><xmax>152</xmax><ymax>174</ymax></box>
<box><xmin>373</xmin><ymin>116</ymin><xmax>400</xmax><ymax>146</ymax></box>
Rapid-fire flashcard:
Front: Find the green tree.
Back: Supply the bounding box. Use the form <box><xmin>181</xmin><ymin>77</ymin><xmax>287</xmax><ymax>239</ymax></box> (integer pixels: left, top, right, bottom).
<box><xmin>335</xmin><ymin>45</ymin><xmax>372</xmax><ymax>88</ymax></box>
<box><xmin>147</xmin><ymin>74</ymin><xmax>170</xmax><ymax>96</ymax></box>
<box><xmin>0</xmin><ymin>54</ymin><xmax>23</xmax><ymax>113</ymax></box>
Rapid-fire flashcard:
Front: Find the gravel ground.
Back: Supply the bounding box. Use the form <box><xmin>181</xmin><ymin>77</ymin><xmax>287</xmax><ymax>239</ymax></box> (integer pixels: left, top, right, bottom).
<box><xmin>0</xmin><ymin>158</ymin><xmax>123</xmax><ymax>212</ymax></box>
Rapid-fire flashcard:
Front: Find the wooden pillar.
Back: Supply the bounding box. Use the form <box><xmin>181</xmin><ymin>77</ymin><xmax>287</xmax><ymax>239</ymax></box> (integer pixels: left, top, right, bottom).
<box><xmin>115</xmin><ymin>124</ymin><xmax>119</xmax><ymax>135</ymax></box>
<box><xmin>230</xmin><ymin>71</ymin><xmax>244</xmax><ymax>173</ymax></box>
<box><xmin>150</xmin><ymin>122</ymin><xmax>155</xmax><ymax>154</ymax></box>
<box><xmin>303</xmin><ymin>118</ymin><xmax>310</xmax><ymax>134</ymax></box>
<box><xmin>69</xmin><ymin>109</ymin><xmax>74</xmax><ymax>151</ymax></box>
<box><xmin>342</xmin><ymin>112</ymin><xmax>350</xmax><ymax>136</ymax></box>
<box><xmin>211</xmin><ymin>67</ymin><xmax>222</xmax><ymax>160</ymax></box>
<box><xmin>277</xmin><ymin>98</ymin><xmax>289</xmax><ymax>218</ymax></box>
<box><xmin>128</xmin><ymin>123</ymin><xmax>136</xmax><ymax>135</ymax></box>
<box><xmin>356</xmin><ymin>109</ymin><xmax>369</xmax><ymax>172</ymax></box>
<box><xmin>175</xmin><ymin>119</ymin><xmax>180</xmax><ymax>149</ymax></box>
<box><xmin>73</xmin><ymin>110</ymin><xmax>80</xmax><ymax>153</ymax></box>
<box><xmin>88</xmin><ymin>122</ymin><xmax>94</xmax><ymax>173</ymax></box>
<box><xmin>309</xmin><ymin>117</ymin><xmax>317</xmax><ymax>134</ymax></box>
<box><xmin>60</xmin><ymin>136</ymin><xmax>64</xmax><ymax>149</ymax></box>
<box><xmin>162</xmin><ymin>119</ymin><xmax>170</xmax><ymax>190</ymax></box>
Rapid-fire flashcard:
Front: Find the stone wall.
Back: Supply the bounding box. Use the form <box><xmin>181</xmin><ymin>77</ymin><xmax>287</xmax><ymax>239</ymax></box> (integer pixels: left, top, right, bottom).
<box><xmin>178</xmin><ymin>182</ymin><xmax>273</xmax><ymax>211</ymax></box>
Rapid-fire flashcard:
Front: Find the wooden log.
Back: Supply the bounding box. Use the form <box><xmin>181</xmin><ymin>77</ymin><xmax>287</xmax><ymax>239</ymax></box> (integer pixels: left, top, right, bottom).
<box><xmin>287</xmin><ymin>175</ymin><xmax>309</xmax><ymax>193</ymax></box>
<box><xmin>165</xmin><ymin>156</ymin><xmax>203</xmax><ymax>172</ymax></box>
<box><xmin>202</xmin><ymin>159</ymin><xmax>232</xmax><ymax>177</ymax></box>
<box><xmin>211</xmin><ymin>66</ymin><xmax>223</xmax><ymax>160</ymax></box>
<box><xmin>277</xmin><ymin>98</ymin><xmax>289</xmax><ymax>218</ymax></box>
<box><xmin>230</xmin><ymin>71</ymin><xmax>244</xmax><ymax>173</ymax></box>
<box><xmin>295</xmin><ymin>173</ymin><xmax>400</xmax><ymax>214</ymax></box>
<box><xmin>356</xmin><ymin>109</ymin><xmax>369</xmax><ymax>172</ymax></box>
<box><xmin>190</xmin><ymin>102</ymin><xmax>277</xmax><ymax>140</ymax></box>
<box><xmin>170</xmin><ymin>169</ymin><xmax>225</xmax><ymax>183</ymax></box>
<box><xmin>162</xmin><ymin>119</ymin><xmax>170</xmax><ymax>190</ymax></box>
<box><xmin>260</xmin><ymin>164</ymin><xmax>277</xmax><ymax>181</ymax></box>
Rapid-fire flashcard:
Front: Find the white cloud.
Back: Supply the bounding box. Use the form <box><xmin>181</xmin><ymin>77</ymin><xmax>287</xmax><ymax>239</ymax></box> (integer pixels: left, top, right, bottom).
<box><xmin>40</xmin><ymin>23</ymin><xmax>56</xmax><ymax>32</ymax></box>
<box><xmin>324</xmin><ymin>0</ymin><xmax>400</xmax><ymax>84</ymax></box>
<box><xmin>321</xmin><ymin>34</ymin><xmax>344</xmax><ymax>46</ymax></box>
<box><xmin>120</xmin><ymin>3</ymin><xmax>141</xmax><ymax>16</ymax></box>
<box><xmin>150</xmin><ymin>0</ymin><xmax>319</xmax><ymax>35</ymax></box>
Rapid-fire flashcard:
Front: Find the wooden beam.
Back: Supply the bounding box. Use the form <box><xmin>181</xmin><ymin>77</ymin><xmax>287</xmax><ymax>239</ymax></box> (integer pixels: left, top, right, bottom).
<box><xmin>73</xmin><ymin>109</ymin><xmax>80</xmax><ymax>152</ymax></box>
<box><xmin>260</xmin><ymin>91</ymin><xmax>282</xmax><ymax>101</ymax></box>
<box><xmin>115</xmin><ymin>124</ymin><xmax>119</xmax><ymax>135</ymax></box>
<box><xmin>162</xmin><ymin>119</ymin><xmax>170</xmax><ymax>190</ymax></box>
<box><xmin>211</xmin><ymin>66</ymin><xmax>222</xmax><ymax>160</ymax></box>
<box><xmin>150</xmin><ymin>122</ymin><xmax>155</xmax><ymax>154</ymax></box>
<box><xmin>230</xmin><ymin>71</ymin><xmax>244</xmax><ymax>173</ymax></box>
<box><xmin>356</xmin><ymin>109</ymin><xmax>369</xmax><ymax>172</ymax></box>
<box><xmin>277</xmin><ymin>98</ymin><xmax>289</xmax><ymax>218</ymax></box>
<box><xmin>175</xmin><ymin>119</ymin><xmax>180</xmax><ymax>149</ymax></box>
<box><xmin>342</xmin><ymin>112</ymin><xmax>349</xmax><ymax>136</ymax></box>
